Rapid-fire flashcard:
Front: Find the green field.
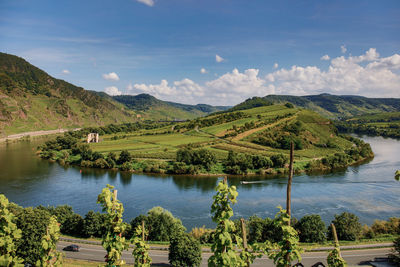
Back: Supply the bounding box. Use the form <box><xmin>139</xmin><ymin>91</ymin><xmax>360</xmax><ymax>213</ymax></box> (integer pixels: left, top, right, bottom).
<box><xmin>87</xmin><ymin>105</ymin><xmax>358</xmax><ymax>166</ymax></box>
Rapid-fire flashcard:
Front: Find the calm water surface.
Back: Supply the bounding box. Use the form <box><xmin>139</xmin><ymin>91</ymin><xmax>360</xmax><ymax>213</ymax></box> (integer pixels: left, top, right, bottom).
<box><xmin>0</xmin><ymin>136</ymin><xmax>399</xmax><ymax>229</ymax></box>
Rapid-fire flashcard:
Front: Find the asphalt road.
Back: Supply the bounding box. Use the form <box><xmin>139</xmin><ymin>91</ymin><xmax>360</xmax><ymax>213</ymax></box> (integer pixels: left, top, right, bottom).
<box><xmin>57</xmin><ymin>240</ymin><xmax>393</xmax><ymax>266</ymax></box>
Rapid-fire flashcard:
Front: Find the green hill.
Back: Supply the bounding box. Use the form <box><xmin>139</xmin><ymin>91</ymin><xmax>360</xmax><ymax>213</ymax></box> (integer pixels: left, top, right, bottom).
<box><xmin>231</xmin><ymin>94</ymin><xmax>400</xmax><ymax>118</ymax></box>
<box><xmin>113</xmin><ymin>94</ymin><xmax>229</xmax><ymax>120</ymax></box>
<box><xmin>0</xmin><ymin>52</ymin><xmax>140</xmax><ymax>136</ymax></box>
<box><xmin>40</xmin><ymin>104</ymin><xmax>373</xmax><ymax>174</ymax></box>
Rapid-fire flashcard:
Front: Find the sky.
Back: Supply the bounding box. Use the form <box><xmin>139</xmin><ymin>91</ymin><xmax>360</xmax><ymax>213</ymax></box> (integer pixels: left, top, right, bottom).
<box><xmin>0</xmin><ymin>0</ymin><xmax>399</xmax><ymax>105</ymax></box>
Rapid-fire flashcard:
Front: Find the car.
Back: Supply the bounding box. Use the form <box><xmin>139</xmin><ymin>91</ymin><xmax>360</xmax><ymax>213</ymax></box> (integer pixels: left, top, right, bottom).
<box><xmin>63</xmin><ymin>244</ymin><xmax>80</xmax><ymax>252</ymax></box>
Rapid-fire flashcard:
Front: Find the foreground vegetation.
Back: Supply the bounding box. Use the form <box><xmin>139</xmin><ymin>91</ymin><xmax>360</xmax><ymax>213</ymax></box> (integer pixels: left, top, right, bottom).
<box><xmin>38</xmin><ymin>104</ymin><xmax>374</xmax><ymax>175</ymax></box>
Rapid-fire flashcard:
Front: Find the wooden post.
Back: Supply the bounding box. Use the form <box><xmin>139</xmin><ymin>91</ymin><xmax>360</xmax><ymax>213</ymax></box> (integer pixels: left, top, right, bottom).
<box><xmin>223</xmin><ymin>176</ymin><xmax>227</xmax><ymax>184</ymax></box>
<box><xmin>286</xmin><ymin>142</ymin><xmax>294</xmax><ymax>220</ymax></box>
<box><xmin>331</xmin><ymin>223</ymin><xmax>341</xmax><ymax>256</ymax></box>
<box><xmin>285</xmin><ymin>142</ymin><xmax>294</xmax><ymax>267</ymax></box>
<box><xmin>142</xmin><ymin>220</ymin><xmax>145</xmax><ymax>241</ymax></box>
<box><xmin>240</xmin><ymin>218</ymin><xmax>250</xmax><ymax>267</ymax></box>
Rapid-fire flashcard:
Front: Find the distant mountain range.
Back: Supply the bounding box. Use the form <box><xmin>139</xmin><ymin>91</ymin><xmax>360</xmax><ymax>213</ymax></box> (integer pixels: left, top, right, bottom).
<box><xmin>1</xmin><ymin>52</ymin><xmax>400</xmax><ymax>136</ymax></box>
<box><xmin>0</xmin><ymin>53</ymin><xmax>227</xmax><ymax>135</ymax></box>
<box><xmin>231</xmin><ymin>94</ymin><xmax>400</xmax><ymax>118</ymax></box>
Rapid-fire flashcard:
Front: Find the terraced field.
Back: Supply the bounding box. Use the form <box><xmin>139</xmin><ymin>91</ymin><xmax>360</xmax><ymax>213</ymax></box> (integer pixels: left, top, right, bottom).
<box><xmin>88</xmin><ymin>104</ymin><xmax>357</xmax><ymax>167</ymax></box>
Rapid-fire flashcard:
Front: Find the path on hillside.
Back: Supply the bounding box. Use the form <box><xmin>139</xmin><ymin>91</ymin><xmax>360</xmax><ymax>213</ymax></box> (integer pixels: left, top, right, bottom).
<box><xmin>231</xmin><ymin>113</ymin><xmax>298</xmax><ymax>141</ymax></box>
<box><xmin>0</xmin><ymin>128</ymin><xmax>81</xmax><ymax>143</ymax></box>
<box><xmin>57</xmin><ymin>239</ymin><xmax>394</xmax><ymax>266</ymax></box>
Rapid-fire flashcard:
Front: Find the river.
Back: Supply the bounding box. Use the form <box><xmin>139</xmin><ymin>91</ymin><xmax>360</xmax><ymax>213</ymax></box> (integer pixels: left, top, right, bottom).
<box><xmin>0</xmin><ymin>136</ymin><xmax>399</xmax><ymax>230</ymax></box>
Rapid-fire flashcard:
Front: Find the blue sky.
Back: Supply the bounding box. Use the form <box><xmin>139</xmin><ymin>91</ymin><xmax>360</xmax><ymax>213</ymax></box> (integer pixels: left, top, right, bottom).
<box><xmin>1</xmin><ymin>0</ymin><xmax>399</xmax><ymax>105</ymax></box>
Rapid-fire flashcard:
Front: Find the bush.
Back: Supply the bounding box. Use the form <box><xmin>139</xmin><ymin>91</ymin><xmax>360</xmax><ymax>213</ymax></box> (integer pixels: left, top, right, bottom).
<box><xmin>117</xmin><ymin>150</ymin><xmax>133</xmax><ymax>165</ymax></box>
<box><xmin>132</xmin><ymin>207</ymin><xmax>186</xmax><ymax>242</ymax></box>
<box><xmin>296</xmin><ymin>215</ymin><xmax>326</xmax><ymax>243</ymax></box>
<box><xmin>169</xmin><ymin>232</ymin><xmax>202</xmax><ymax>267</ymax></box>
<box><xmin>82</xmin><ymin>211</ymin><xmax>106</xmax><ymax>238</ymax></box>
<box><xmin>270</xmin><ymin>153</ymin><xmax>288</xmax><ymax>168</ymax></box>
<box><xmin>329</xmin><ymin>212</ymin><xmax>362</xmax><ymax>241</ymax></box>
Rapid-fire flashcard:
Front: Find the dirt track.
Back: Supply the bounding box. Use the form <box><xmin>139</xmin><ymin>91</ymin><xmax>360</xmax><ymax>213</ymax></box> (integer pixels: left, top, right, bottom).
<box><xmin>0</xmin><ymin>128</ymin><xmax>81</xmax><ymax>143</ymax></box>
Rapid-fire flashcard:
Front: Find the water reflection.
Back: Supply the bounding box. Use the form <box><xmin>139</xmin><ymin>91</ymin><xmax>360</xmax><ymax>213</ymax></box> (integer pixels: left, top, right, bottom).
<box><xmin>1</xmin><ymin>136</ymin><xmax>400</xmax><ymax>229</ymax></box>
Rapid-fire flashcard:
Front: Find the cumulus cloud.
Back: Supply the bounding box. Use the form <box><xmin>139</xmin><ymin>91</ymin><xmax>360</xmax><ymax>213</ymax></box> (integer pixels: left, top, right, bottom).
<box><xmin>62</xmin><ymin>69</ymin><xmax>70</xmax><ymax>74</ymax></box>
<box><xmin>265</xmin><ymin>49</ymin><xmax>400</xmax><ymax>97</ymax></box>
<box><xmin>120</xmin><ymin>49</ymin><xmax>400</xmax><ymax>105</ymax></box>
<box><xmin>136</xmin><ymin>0</ymin><xmax>154</xmax><ymax>6</ymax></box>
<box><xmin>216</xmin><ymin>54</ymin><xmax>224</xmax><ymax>63</ymax></box>
<box><xmin>320</xmin><ymin>55</ymin><xmax>330</xmax><ymax>61</ymax></box>
<box><xmin>341</xmin><ymin>45</ymin><xmax>347</xmax><ymax>54</ymax></box>
<box><xmin>200</xmin><ymin>68</ymin><xmax>208</xmax><ymax>74</ymax></box>
<box><xmin>105</xmin><ymin>86</ymin><xmax>122</xmax><ymax>96</ymax></box>
<box><xmin>102</xmin><ymin>72</ymin><xmax>120</xmax><ymax>81</ymax></box>
<box><xmin>273</xmin><ymin>63</ymin><xmax>279</xmax><ymax>69</ymax></box>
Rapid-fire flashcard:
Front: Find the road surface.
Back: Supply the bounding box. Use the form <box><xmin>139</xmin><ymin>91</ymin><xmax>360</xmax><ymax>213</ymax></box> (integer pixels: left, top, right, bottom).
<box><xmin>57</xmin><ymin>240</ymin><xmax>393</xmax><ymax>266</ymax></box>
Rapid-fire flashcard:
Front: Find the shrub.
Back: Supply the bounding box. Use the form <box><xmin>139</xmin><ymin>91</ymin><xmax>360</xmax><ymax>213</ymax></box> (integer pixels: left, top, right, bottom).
<box><xmin>329</xmin><ymin>212</ymin><xmax>362</xmax><ymax>241</ymax></box>
<box><xmin>271</xmin><ymin>153</ymin><xmax>288</xmax><ymax>168</ymax></box>
<box><xmin>296</xmin><ymin>215</ymin><xmax>326</xmax><ymax>243</ymax></box>
<box><xmin>169</xmin><ymin>232</ymin><xmax>202</xmax><ymax>267</ymax></box>
<box><xmin>117</xmin><ymin>150</ymin><xmax>133</xmax><ymax>165</ymax></box>
<box><xmin>82</xmin><ymin>211</ymin><xmax>106</xmax><ymax>238</ymax></box>
<box><xmin>143</xmin><ymin>207</ymin><xmax>186</xmax><ymax>242</ymax></box>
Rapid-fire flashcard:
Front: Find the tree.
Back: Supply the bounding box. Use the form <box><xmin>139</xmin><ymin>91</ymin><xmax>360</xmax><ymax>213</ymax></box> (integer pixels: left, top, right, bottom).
<box><xmin>296</xmin><ymin>215</ymin><xmax>327</xmax><ymax>243</ymax></box>
<box><xmin>36</xmin><ymin>216</ymin><xmax>63</xmax><ymax>266</ymax></box>
<box><xmin>97</xmin><ymin>184</ymin><xmax>129</xmax><ymax>266</ymax></box>
<box><xmin>82</xmin><ymin>210</ymin><xmax>106</xmax><ymax>238</ymax></box>
<box><xmin>0</xmin><ymin>194</ymin><xmax>24</xmax><ymax>266</ymax></box>
<box><xmin>131</xmin><ymin>221</ymin><xmax>152</xmax><ymax>267</ymax></box>
<box><xmin>169</xmin><ymin>232</ymin><xmax>201</xmax><ymax>267</ymax></box>
<box><xmin>117</xmin><ymin>150</ymin><xmax>133</xmax><ymax>165</ymax></box>
<box><xmin>329</xmin><ymin>212</ymin><xmax>362</xmax><ymax>241</ymax></box>
<box><xmin>146</xmin><ymin>207</ymin><xmax>185</xmax><ymax>241</ymax></box>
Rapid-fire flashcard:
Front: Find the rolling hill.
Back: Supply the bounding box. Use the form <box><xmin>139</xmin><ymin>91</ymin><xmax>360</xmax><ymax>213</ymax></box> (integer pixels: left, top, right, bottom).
<box><xmin>0</xmin><ymin>53</ymin><xmax>227</xmax><ymax>136</ymax></box>
<box><xmin>112</xmin><ymin>94</ymin><xmax>229</xmax><ymax>120</ymax></box>
<box><xmin>231</xmin><ymin>94</ymin><xmax>400</xmax><ymax>118</ymax></box>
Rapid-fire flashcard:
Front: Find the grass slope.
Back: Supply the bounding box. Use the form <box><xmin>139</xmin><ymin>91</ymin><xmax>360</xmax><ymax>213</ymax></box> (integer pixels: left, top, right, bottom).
<box><xmin>0</xmin><ymin>52</ymin><xmax>138</xmax><ymax>136</ymax></box>
<box><xmin>88</xmin><ymin>104</ymin><xmax>365</xmax><ymax>171</ymax></box>
<box><xmin>231</xmin><ymin>94</ymin><xmax>400</xmax><ymax>118</ymax></box>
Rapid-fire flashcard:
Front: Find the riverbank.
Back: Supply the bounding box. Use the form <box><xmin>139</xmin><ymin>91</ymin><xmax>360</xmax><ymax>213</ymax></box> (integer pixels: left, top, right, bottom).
<box><xmin>0</xmin><ymin>128</ymin><xmax>81</xmax><ymax>143</ymax></box>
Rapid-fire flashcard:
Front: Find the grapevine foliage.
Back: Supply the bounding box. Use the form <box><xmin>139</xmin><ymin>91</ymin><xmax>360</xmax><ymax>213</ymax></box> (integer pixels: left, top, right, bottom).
<box><xmin>208</xmin><ymin>179</ymin><xmax>262</xmax><ymax>267</ymax></box>
<box><xmin>0</xmin><ymin>194</ymin><xmax>24</xmax><ymax>266</ymax></box>
<box><xmin>97</xmin><ymin>184</ymin><xmax>129</xmax><ymax>266</ymax></box>
<box><xmin>131</xmin><ymin>224</ymin><xmax>152</xmax><ymax>267</ymax></box>
<box><xmin>36</xmin><ymin>216</ymin><xmax>63</xmax><ymax>266</ymax></box>
<box><xmin>327</xmin><ymin>242</ymin><xmax>347</xmax><ymax>266</ymax></box>
<box><xmin>267</xmin><ymin>207</ymin><xmax>302</xmax><ymax>267</ymax></box>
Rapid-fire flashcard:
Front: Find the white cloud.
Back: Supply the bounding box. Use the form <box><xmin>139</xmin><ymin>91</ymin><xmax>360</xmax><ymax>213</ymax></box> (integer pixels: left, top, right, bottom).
<box><xmin>273</xmin><ymin>63</ymin><xmax>279</xmax><ymax>69</ymax></box>
<box><xmin>200</xmin><ymin>68</ymin><xmax>207</xmax><ymax>74</ymax></box>
<box><xmin>105</xmin><ymin>86</ymin><xmax>122</xmax><ymax>96</ymax></box>
<box><xmin>62</xmin><ymin>69</ymin><xmax>70</xmax><ymax>74</ymax></box>
<box><xmin>136</xmin><ymin>0</ymin><xmax>154</xmax><ymax>6</ymax></box>
<box><xmin>121</xmin><ymin>49</ymin><xmax>400</xmax><ymax>105</ymax></box>
<box><xmin>126</xmin><ymin>83</ymin><xmax>134</xmax><ymax>91</ymax></box>
<box><xmin>341</xmin><ymin>45</ymin><xmax>347</xmax><ymax>54</ymax></box>
<box><xmin>102</xmin><ymin>72</ymin><xmax>120</xmax><ymax>81</ymax></box>
<box><xmin>265</xmin><ymin>49</ymin><xmax>400</xmax><ymax>97</ymax></box>
<box><xmin>320</xmin><ymin>55</ymin><xmax>330</xmax><ymax>61</ymax></box>
<box><xmin>216</xmin><ymin>54</ymin><xmax>224</xmax><ymax>63</ymax></box>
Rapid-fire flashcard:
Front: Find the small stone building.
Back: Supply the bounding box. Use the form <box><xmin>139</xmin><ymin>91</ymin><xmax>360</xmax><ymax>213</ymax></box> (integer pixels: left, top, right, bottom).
<box><xmin>87</xmin><ymin>133</ymin><xmax>99</xmax><ymax>143</ymax></box>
